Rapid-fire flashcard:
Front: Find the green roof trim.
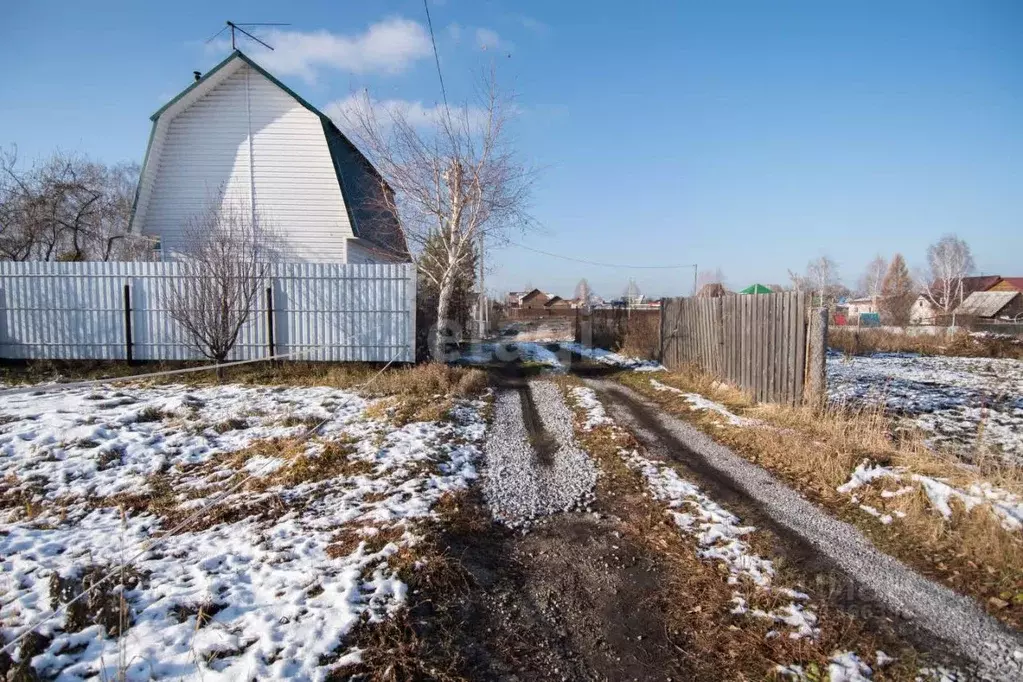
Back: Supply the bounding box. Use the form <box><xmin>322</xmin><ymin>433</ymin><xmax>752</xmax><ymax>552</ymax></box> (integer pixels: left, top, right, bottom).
<box><xmin>127</xmin><ymin>122</ymin><xmax>157</xmax><ymax>233</ymax></box>
<box><xmin>739</xmin><ymin>283</ymin><xmax>773</xmax><ymax>294</ymax></box>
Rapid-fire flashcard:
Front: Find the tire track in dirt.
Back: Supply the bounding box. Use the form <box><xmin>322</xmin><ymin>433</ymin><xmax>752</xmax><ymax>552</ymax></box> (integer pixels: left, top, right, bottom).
<box><xmin>438</xmin><ymin>377</ymin><xmax>691</xmax><ymax>681</ymax></box>
<box><xmin>588</xmin><ymin>377</ymin><xmax>1023</xmax><ymax>680</ymax></box>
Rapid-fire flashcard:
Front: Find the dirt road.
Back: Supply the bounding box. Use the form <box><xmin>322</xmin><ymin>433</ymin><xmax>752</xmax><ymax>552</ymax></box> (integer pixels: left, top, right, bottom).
<box><xmin>586</xmin><ymin>377</ymin><xmax>1023</xmax><ymax>680</ymax></box>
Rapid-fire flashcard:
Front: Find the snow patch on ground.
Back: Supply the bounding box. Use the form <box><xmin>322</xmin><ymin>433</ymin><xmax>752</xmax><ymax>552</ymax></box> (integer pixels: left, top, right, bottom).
<box><xmin>836</xmin><ymin>459</ymin><xmax>1023</xmax><ymax>531</ymax></box>
<box><xmin>457</xmin><ymin>341</ymin><xmax>566</xmax><ymax>370</ymax></box>
<box><xmin>649</xmin><ymin>379</ymin><xmax>758</xmax><ymax>427</ymax></box>
<box><xmin>569</xmin><ymin>386</ymin><xmax>612</xmax><ymax>431</ymax></box>
<box><xmin>0</xmin><ymin>382</ymin><xmax>486</xmax><ymax>681</ymax></box>
<box><xmin>556</xmin><ymin>342</ymin><xmax>665</xmax><ymax>371</ymax></box>
<box><xmin>827</xmin><ymin>352</ymin><xmax>1023</xmax><ymax>465</ymax></box>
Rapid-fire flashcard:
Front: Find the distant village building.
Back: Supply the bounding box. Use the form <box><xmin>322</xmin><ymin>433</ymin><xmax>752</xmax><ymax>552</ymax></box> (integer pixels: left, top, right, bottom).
<box><xmin>953</xmin><ymin>291</ymin><xmax>1023</xmax><ymax>321</ymax></box>
<box><xmin>846</xmin><ymin>297</ymin><xmax>878</xmax><ymax>319</ymax></box>
<box><xmin>545</xmin><ymin>296</ymin><xmax>572</xmax><ymax>309</ymax></box>
<box><xmin>519</xmin><ymin>289</ymin><xmax>550</xmax><ymax>309</ymax></box>
<box><xmin>506</xmin><ymin>291</ymin><xmax>528</xmax><ymax>307</ymax></box>
<box><xmin>911</xmin><ymin>276</ymin><xmax>1020</xmax><ymax>325</ymax></box>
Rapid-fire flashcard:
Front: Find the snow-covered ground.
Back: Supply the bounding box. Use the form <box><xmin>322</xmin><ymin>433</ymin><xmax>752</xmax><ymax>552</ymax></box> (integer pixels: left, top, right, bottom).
<box><xmin>457</xmin><ymin>340</ymin><xmax>663</xmax><ymax>373</ymax></box>
<box><xmin>827</xmin><ymin>352</ymin><xmax>1023</xmax><ymax>465</ymax></box>
<box><xmin>837</xmin><ymin>459</ymin><xmax>1023</xmax><ymax>533</ymax></box>
<box><xmin>0</xmin><ymin>382</ymin><xmax>486</xmax><ymax>680</ymax></box>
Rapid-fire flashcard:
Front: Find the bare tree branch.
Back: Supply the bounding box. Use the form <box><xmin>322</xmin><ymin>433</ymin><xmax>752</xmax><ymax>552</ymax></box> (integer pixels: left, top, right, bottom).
<box><xmin>167</xmin><ymin>194</ymin><xmax>278</xmax><ymax>372</ymax></box>
<box><xmin>337</xmin><ymin>72</ymin><xmax>533</xmax><ymax>352</ymax></box>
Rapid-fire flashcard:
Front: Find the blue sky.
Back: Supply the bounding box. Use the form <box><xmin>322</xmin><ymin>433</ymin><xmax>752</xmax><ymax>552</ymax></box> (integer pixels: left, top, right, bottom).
<box><xmin>2</xmin><ymin>0</ymin><xmax>1020</xmax><ymax>299</ymax></box>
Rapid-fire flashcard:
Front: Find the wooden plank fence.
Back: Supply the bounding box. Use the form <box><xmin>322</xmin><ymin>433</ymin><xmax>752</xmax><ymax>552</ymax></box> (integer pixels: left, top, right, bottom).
<box><xmin>660</xmin><ymin>292</ymin><xmax>821</xmax><ymax>405</ymax></box>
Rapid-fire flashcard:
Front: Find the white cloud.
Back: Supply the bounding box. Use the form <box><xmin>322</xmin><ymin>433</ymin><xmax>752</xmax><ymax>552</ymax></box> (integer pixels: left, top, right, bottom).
<box><xmin>516</xmin><ymin>15</ymin><xmax>550</xmax><ymax>36</ymax></box>
<box><xmin>475</xmin><ymin>27</ymin><xmax>511</xmax><ymax>52</ymax></box>
<box><xmin>329</xmin><ymin>93</ymin><xmax>489</xmax><ymax>132</ymax></box>
<box><xmin>215</xmin><ymin>18</ymin><xmax>432</xmax><ymax>83</ymax></box>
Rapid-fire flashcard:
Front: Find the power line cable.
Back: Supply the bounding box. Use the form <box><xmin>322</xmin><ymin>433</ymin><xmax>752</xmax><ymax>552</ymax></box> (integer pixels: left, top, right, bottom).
<box><xmin>422</xmin><ymin>0</ymin><xmax>449</xmax><ymax>111</ymax></box>
<box><xmin>503</xmin><ymin>239</ymin><xmax>696</xmax><ymax>270</ymax></box>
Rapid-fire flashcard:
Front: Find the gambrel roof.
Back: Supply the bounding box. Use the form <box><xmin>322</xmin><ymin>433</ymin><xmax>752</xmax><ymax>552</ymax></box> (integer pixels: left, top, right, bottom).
<box><xmin>130</xmin><ymin>50</ymin><xmax>408</xmax><ymax>260</ymax></box>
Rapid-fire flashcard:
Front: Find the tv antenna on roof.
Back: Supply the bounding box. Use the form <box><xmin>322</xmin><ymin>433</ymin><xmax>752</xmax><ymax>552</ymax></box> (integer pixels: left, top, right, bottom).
<box><xmin>206</xmin><ymin>21</ymin><xmax>290</xmax><ymax>51</ymax></box>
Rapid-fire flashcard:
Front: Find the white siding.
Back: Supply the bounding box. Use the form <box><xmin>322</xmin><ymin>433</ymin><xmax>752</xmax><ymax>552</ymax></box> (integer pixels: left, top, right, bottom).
<box><xmin>140</xmin><ymin>64</ymin><xmax>353</xmax><ymax>262</ymax></box>
<box><xmin>0</xmin><ymin>261</ymin><xmax>416</xmax><ymax>363</ymax></box>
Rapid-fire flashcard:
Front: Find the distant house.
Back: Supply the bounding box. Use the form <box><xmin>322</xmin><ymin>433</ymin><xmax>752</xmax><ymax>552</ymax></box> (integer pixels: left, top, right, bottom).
<box><xmin>506</xmin><ymin>291</ymin><xmax>528</xmax><ymax>307</ymax></box>
<box><xmin>519</xmin><ymin>289</ymin><xmax>550</xmax><ymax>309</ymax></box>
<box><xmin>913</xmin><ymin>275</ymin><xmax>1009</xmax><ymax>325</ymax></box>
<box><xmin>910</xmin><ymin>296</ymin><xmax>939</xmax><ymax>325</ymax></box>
<box><xmin>953</xmin><ymin>291</ymin><xmax>1023</xmax><ymax>321</ymax></box>
<box><xmin>988</xmin><ymin>278</ymin><xmax>1023</xmax><ymax>293</ymax></box>
<box><xmin>545</xmin><ymin>296</ymin><xmax>572</xmax><ymax>309</ymax></box>
<box><xmin>130</xmin><ymin>50</ymin><xmax>408</xmax><ymax>264</ymax></box>
<box><xmin>846</xmin><ymin>297</ymin><xmax>878</xmax><ymax>319</ymax></box>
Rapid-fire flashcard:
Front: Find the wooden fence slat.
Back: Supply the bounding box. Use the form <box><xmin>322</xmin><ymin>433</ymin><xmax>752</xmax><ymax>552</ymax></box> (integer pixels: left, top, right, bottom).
<box><xmin>783</xmin><ymin>293</ymin><xmax>792</xmax><ymax>404</ymax></box>
<box><xmin>769</xmin><ymin>295</ymin><xmax>777</xmax><ymax>400</ymax></box>
<box><xmin>795</xmin><ymin>292</ymin><xmax>807</xmax><ymax>403</ymax></box>
<box><xmin>657</xmin><ymin>292</ymin><xmax>815</xmax><ymax>406</ymax></box>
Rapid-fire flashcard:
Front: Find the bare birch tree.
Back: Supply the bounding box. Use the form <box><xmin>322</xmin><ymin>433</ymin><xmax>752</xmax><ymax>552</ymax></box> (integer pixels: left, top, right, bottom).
<box><xmin>858</xmin><ymin>255</ymin><xmax>887</xmax><ymax>302</ymax></box>
<box><xmin>168</xmin><ymin>198</ymin><xmax>276</xmax><ymax>374</ymax></box>
<box><xmin>806</xmin><ymin>255</ymin><xmax>839</xmax><ymax>308</ymax></box>
<box><xmin>787</xmin><ymin>269</ymin><xmax>807</xmax><ymax>294</ymax></box>
<box><xmin>338</xmin><ymin>74</ymin><xmax>532</xmax><ymax>353</ymax></box>
<box><xmin>574</xmin><ymin>278</ymin><xmax>594</xmax><ymax>306</ymax></box>
<box><xmin>920</xmin><ymin>234</ymin><xmax>974</xmax><ymax>314</ymax></box>
<box><xmin>695</xmin><ymin>267</ymin><xmax>727</xmax><ymax>293</ymax></box>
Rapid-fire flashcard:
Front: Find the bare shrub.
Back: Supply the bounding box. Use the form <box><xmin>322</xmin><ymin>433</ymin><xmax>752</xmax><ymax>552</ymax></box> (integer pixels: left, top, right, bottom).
<box><xmin>168</xmin><ymin>196</ymin><xmax>277</xmax><ymax>371</ymax></box>
<box><xmin>620</xmin><ymin>314</ymin><xmax>661</xmax><ymax>360</ymax></box>
<box><xmin>830</xmin><ymin>327</ymin><xmax>1023</xmax><ymax>360</ymax></box>
<box><xmin>0</xmin><ymin>146</ymin><xmax>147</xmax><ymax>262</ymax></box>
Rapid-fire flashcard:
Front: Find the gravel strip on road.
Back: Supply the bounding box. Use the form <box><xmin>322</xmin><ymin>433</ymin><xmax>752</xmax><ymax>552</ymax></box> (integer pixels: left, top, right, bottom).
<box><xmin>588</xmin><ymin>378</ymin><xmax>1023</xmax><ymax>681</ymax></box>
<box><xmin>482</xmin><ymin>380</ymin><xmax>598</xmax><ymax>528</ymax></box>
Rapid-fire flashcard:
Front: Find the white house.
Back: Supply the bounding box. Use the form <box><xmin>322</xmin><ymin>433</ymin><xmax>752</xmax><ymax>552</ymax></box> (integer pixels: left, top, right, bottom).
<box><xmin>130</xmin><ymin>50</ymin><xmax>408</xmax><ymax>264</ymax></box>
<box><xmin>845</xmin><ymin>297</ymin><xmax>878</xmax><ymax>319</ymax></box>
<box><xmin>910</xmin><ymin>295</ymin><xmax>939</xmax><ymax>325</ymax></box>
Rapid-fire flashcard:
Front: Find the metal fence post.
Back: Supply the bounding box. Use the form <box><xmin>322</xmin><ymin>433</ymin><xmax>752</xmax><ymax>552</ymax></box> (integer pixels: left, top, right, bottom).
<box><xmin>123</xmin><ymin>283</ymin><xmax>133</xmax><ymax>364</ymax></box>
<box><xmin>265</xmin><ymin>285</ymin><xmax>275</xmax><ymax>361</ymax></box>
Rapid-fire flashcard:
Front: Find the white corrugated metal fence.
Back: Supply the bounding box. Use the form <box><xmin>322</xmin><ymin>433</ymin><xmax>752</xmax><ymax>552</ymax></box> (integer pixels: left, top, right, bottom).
<box><xmin>0</xmin><ymin>261</ymin><xmax>415</xmax><ymax>362</ymax></box>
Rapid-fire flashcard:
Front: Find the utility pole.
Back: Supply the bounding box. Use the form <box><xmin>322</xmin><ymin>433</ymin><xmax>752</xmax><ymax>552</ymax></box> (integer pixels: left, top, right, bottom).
<box><xmin>477</xmin><ymin>231</ymin><xmax>487</xmax><ymax>339</ymax></box>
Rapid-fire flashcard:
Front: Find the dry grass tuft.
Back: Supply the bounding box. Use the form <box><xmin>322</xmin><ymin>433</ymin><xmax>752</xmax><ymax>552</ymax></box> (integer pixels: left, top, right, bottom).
<box><xmin>830</xmin><ymin>327</ymin><xmax>1023</xmax><ymax>360</ymax></box>
<box><xmin>48</xmin><ymin>562</ymin><xmax>145</xmax><ymax>637</ymax></box>
<box><xmin>618</xmin><ymin>368</ymin><xmax>1023</xmax><ymax>629</ymax></box>
<box><xmin>325</xmin><ymin>524</ymin><xmax>407</xmax><ymax>559</ymax></box>
<box><xmin>328</xmin><ymin>490</ymin><xmax>482</xmax><ymax>682</ymax></box>
<box><xmin>619</xmin><ymin>314</ymin><xmax>661</xmax><ymax>360</ymax></box>
<box><xmin>0</xmin><ymin>359</ymin><xmax>491</xmax><ymax>401</ymax></box>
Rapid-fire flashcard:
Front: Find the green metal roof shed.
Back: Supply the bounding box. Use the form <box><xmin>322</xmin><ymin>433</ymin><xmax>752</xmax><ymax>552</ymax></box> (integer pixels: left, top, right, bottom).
<box><xmin>739</xmin><ymin>284</ymin><xmax>773</xmax><ymax>294</ymax></box>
